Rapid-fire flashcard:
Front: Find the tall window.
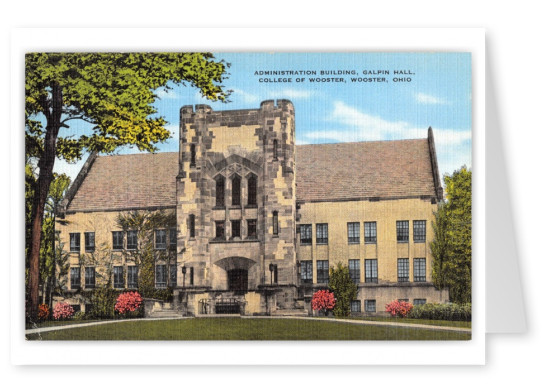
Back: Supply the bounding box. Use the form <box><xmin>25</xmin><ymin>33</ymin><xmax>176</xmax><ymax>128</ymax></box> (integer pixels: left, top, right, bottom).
<box><xmin>300</xmin><ymin>224</ymin><xmax>312</xmax><ymax>245</ymax></box>
<box><xmin>70</xmin><ymin>233</ymin><xmax>80</xmax><ymax>252</ymax></box>
<box><xmin>398</xmin><ymin>258</ymin><xmax>409</xmax><ymax>282</ymax></box>
<box><xmin>364</xmin><ymin>222</ymin><xmax>376</xmax><ymax>243</ymax></box>
<box><xmin>155</xmin><ymin>265</ymin><xmax>167</xmax><ymax>288</ymax></box>
<box><xmin>155</xmin><ymin>229</ymin><xmax>167</xmax><ymax>249</ymax></box>
<box><xmin>215</xmin><ymin>176</ymin><xmax>225</xmax><ymax>207</ymax></box>
<box><xmin>317</xmin><ymin>260</ymin><xmax>329</xmax><ymax>284</ymax></box>
<box><xmin>85</xmin><ymin>267</ymin><xmax>95</xmax><ymax>289</ymax></box>
<box><xmin>349</xmin><ymin>259</ymin><xmax>360</xmax><ymax>284</ymax></box>
<box><xmin>396</xmin><ymin>220</ymin><xmax>409</xmax><ymax>242</ymax></box>
<box><xmin>350</xmin><ymin>300</ymin><xmax>361</xmax><ymax>313</ymax></box>
<box><xmin>189</xmin><ymin>214</ymin><xmax>196</xmax><ymax>238</ymax></box>
<box><xmin>273</xmin><ymin>265</ymin><xmax>278</xmax><ymax>284</ymax></box>
<box><xmin>215</xmin><ymin>221</ymin><xmax>225</xmax><ymax>240</ymax></box>
<box><xmin>348</xmin><ymin>222</ymin><xmax>360</xmax><ymax>244</ymax></box>
<box><xmin>365</xmin><ymin>259</ymin><xmax>378</xmax><ymax>283</ymax></box>
<box><xmin>414</xmin><ymin>258</ymin><xmax>426</xmax><ymax>282</ymax></box>
<box><xmin>127</xmin><ymin>230</ymin><xmax>138</xmax><ymax>250</ymax></box>
<box><xmin>232</xmin><ymin>176</ymin><xmax>241</xmax><ymax>206</ymax></box>
<box><xmin>189</xmin><ymin>267</ymin><xmax>194</xmax><ymax>286</ymax></box>
<box><xmin>231</xmin><ymin>220</ymin><xmax>241</xmax><ymax>238</ymax></box>
<box><xmin>127</xmin><ymin>266</ymin><xmax>138</xmax><ymax>289</ymax></box>
<box><xmin>70</xmin><ymin>267</ymin><xmax>81</xmax><ymax>289</ymax></box>
<box><xmin>190</xmin><ymin>144</ymin><xmax>196</xmax><ymax>167</ymax></box>
<box><xmin>247</xmin><ymin>219</ymin><xmax>257</xmax><ymax>239</ymax></box>
<box><xmin>169</xmin><ymin>265</ymin><xmax>177</xmax><ymax>287</ymax></box>
<box><xmin>247</xmin><ymin>175</ymin><xmax>257</xmax><ymax>205</ymax></box>
<box><xmin>273</xmin><ymin>139</ymin><xmax>278</xmax><ymax>160</ymax></box>
<box><xmin>365</xmin><ymin>299</ymin><xmax>376</xmax><ymax>313</ymax></box>
<box><xmin>300</xmin><ymin>261</ymin><xmax>313</xmax><ymax>284</ymax></box>
<box><xmin>84</xmin><ymin>232</ymin><xmax>95</xmax><ymax>252</ymax></box>
<box><xmin>272</xmin><ymin>211</ymin><xmax>279</xmax><ymax>235</ymax></box>
<box><xmin>113</xmin><ymin>266</ymin><xmax>124</xmax><ymax>288</ymax></box>
<box><xmin>112</xmin><ymin>231</ymin><xmax>124</xmax><ymax>250</ymax></box>
<box><xmin>316</xmin><ymin>223</ymin><xmax>328</xmax><ymax>244</ymax></box>
<box><xmin>413</xmin><ymin>220</ymin><xmax>426</xmax><ymax>242</ymax></box>
<box><xmin>169</xmin><ymin>228</ymin><xmax>177</xmax><ymax>250</ymax></box>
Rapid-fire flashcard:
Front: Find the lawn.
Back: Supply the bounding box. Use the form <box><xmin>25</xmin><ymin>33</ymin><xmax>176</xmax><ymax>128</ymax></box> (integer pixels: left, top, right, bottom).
<box><xmin>26</xmin><ymin>317</ymin><xmax>471</xmax><ymax>341</ymax></box>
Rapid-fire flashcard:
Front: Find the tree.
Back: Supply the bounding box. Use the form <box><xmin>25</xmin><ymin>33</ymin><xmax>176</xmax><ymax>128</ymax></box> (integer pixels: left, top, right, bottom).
<box><xmin>431</xmin><ymin>166</ymin><xmax>472</xmax><ymax>304</ymax></box>
<box><xmin>328</xmin><ymin>262</ymin><xmax>358</xmax><ymax>317</ymax></box>
<box><xmin>311</xmin><ymin>289</ymin><xmax>336</xmax><ymax>316</ymax></box>
<box><xmin>25</xmin><ymin>53</ymin><xmax>229</xmax><ymax>319</ymax></box>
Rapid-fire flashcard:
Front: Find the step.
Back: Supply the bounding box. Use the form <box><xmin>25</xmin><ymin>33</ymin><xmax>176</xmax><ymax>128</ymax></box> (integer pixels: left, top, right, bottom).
<box><xmin>272</xmin><ymin>309</ymin><xmax>309</xmax><ymax>317</ymax></box>
<box><xmin>149</xmin><ymin>310</ymin><xmax>183</xmax><ymax>318</ymax></box>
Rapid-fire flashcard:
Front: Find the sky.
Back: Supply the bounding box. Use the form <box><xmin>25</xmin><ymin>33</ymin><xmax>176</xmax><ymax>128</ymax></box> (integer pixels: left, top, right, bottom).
<box><xmin>55</xmin><ymin>52</ymin><xmax>472</xmax><ymax>182</ymax></box>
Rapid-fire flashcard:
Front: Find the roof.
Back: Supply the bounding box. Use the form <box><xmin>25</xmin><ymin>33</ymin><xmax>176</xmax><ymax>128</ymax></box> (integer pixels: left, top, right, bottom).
<box><xmin>295</xmin><ymin>139</ymin><xmax>439</xmax><ymax>203</ymax></box>
<box><xmin>64</xmin><ymin>137</ymin><xmax>440</xmax><ymax>213</ymax></box>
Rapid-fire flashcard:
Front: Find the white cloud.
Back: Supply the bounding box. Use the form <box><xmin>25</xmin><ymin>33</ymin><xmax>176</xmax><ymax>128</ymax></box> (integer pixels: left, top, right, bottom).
<box><xmin>231</xmin><ymin>88</ymin><xmax>260</xmax><ymax>104</ymax></box>
<box><xmin>155</xmin><ymin>88</ymin><xmax>180</xmax><ymax>100</ymax></box>
<box><xmin>415</xmin><ymin>92</ymin><xmax>448</xmax><ymax>105</ymax></box>
<box><xmin>279</xmin><ymin>89</ymin><xmax>314</xmax><ymax>99</ymax></box>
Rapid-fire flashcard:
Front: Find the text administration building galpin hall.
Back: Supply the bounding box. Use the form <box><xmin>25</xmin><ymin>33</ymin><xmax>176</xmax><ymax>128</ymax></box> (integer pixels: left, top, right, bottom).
<box><xmin>57</xmin><ymin>99</ymin><xmax>449</xmax><ymax>316</ymax></box>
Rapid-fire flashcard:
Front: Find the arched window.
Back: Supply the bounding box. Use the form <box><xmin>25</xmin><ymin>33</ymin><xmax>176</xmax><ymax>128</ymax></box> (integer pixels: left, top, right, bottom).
<box><xmin>232</xmin><ymin>176</ymin><xmax>241</xmax><ymax>206</ymax></box>
<box><xmin>247</xmin><ymin>175</ymin><xmax>257</xmax><ymax>206</ymax></box>
<box><xmin>215</xmin><ymin>176</ymin><xmax>225</xmax><ymax>207</ymax></box>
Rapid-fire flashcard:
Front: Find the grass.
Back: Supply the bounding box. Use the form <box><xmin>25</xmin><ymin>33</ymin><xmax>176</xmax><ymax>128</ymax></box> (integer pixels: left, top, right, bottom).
<box><xmin>26</xmin><ymin>317</ymin><xmax>471</xmax><ymax>341</ymax></box>
<box><xmin>339</xmin><ymin>316</ymin><xmax>472</xmax><ymax>329</ymax></box>
<box><xmin>26</xmin><ymin>319</ymin><xmax>105</xmax><ymax>329</ymax></box>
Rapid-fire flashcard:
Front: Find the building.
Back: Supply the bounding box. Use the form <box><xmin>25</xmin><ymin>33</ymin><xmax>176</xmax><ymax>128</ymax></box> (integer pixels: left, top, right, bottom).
<box><xmin>57</xmin><ymin>100</ymin><xmax>449</xmax><ymax>316</ymax></box>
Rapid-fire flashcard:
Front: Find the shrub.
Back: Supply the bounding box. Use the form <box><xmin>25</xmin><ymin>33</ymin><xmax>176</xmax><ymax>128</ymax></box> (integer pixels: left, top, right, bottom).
<box><xmin>139</xmin><ymin>287</ymin><xmax>173</xmax><ymax>302</ymax></box>
<box><xmin>37</xmin><ymin>304</ymin><xmax>50</xmax><ymax>321</ymax></box>
<box><xmin>385</xmin><ymin>300</ymin><xmax>414</xmax><ymax>318</ymax></box>
<box><xmin>53</xmin><ymin>302</ymin><xmax>75</xmax><ymax>320</ymax></box>
<box><xmin>86</xmin><ymin>287</ymin><xmax>118</xmax><ymax>319</ymax></box>
<box><xmin>312</xmin><ymin>290</ymin><xmax>336</xmax><ymax>315</ymax></box>
<box><xmin>115</xmin><ymin>291</ymin><xmax>143</xmax><ymax>315</ymax></box>
<box><xmin>72</xmin><ymin>311</ymin><xmax>87</xmax><ymax>321</ymax></box>
<box><xmin>409</xmin><ymin>303</ymin><xmax>471</xmax><ymax>321</ymax></box>
<box><xmin>328</xmin><ymin>262</ymin><xmax>357</xmax><ymax>317</ymax></box>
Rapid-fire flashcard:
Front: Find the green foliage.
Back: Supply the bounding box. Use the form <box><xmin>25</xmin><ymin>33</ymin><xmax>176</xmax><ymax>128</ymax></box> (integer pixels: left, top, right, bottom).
<box><xmin>431</xmin><ymin>166</ymin><xmax>472</xmax><ymax>304</ymax></box>
<box><xmin>328</xmin><ymin>262</ymin><xmax>358</xmax><ymax>317</ymax></box>
<box><xmin>83</xmin><ymin>287</ymin><xmax>118</xmax><ymax>319</ymax></box>
<box><xmin>409</xmin><ymin>303</ymin><xmax>471</xmax><ymax>321</ymax></box>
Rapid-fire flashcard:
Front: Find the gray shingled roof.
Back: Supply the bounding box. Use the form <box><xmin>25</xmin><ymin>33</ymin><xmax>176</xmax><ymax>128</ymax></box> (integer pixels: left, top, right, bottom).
<box><xmin>66</xmin><ymin>138</ymin><xmax>438</xmax><ymax>212</ymax></box>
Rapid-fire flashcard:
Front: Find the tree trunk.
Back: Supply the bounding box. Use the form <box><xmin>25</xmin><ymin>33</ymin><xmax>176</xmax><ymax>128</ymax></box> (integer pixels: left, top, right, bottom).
<box><xmin>28</xmin><ymin>82</ymin><xmax>62</xmax><ymax>320</ymax></box>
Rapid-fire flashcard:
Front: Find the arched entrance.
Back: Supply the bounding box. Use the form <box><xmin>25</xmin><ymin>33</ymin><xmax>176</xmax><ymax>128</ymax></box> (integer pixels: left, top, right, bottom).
<box><xmin>227</xmin><ymin>269</ymin><xmax>248</xmax><ymax>293</ymax></box>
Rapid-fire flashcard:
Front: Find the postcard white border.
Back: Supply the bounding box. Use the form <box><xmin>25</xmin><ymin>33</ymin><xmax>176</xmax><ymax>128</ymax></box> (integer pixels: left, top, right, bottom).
<box><xmin>10</xmin><ymin>27</ymin><xmax>485</xmax><ymax>365</ymax></box>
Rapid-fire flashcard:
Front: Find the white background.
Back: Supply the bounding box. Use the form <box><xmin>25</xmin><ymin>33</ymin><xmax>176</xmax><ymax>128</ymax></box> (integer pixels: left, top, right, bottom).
<box><xmin>1</xmin><ymin>0</ymin><xmax>547</xmax><ymax>389</ymax></box>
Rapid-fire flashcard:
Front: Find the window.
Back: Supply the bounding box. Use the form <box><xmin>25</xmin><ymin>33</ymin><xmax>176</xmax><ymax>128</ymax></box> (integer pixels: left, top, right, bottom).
<box><xmin>317</xmin><ymin>260</ymin><xmax>329</xmax><ymax>284</ymax></box>
<box><xmin>351</xmin><ymin>300</ymin><xmax>361</xmax><ymax>313</ymax></box>
<box><xmin>272</xmin><ymin>211</ymin><xmax>279</xmax><ymax>236</ymax></box>
<box><xmin>299</xmin><ymin>224</ymin><xmax>312</xmax><ymax>245</ymax></box>
<box><xmin>349</xmin><ymin>259</ymin><xmax>360</xmax><ymax>284</ymax></box>
<box><xmin>71</xmin><ymin>304</ymin><xmax>81</xmax><ymax>314</ymax></box>
<box><xmin>155</xmin><ymin>229</ymin><xmax>167</xmax><ymax>249</ymax></box>
<box><xmin>127</xmin><ymin>230</ymin><xmax>138</xmax><ymax>250</ymax></box>
<box><xmin>169</xmin><ymin>265</ymin><xmax>177</xmax><ymax>287</ymax></box>
<box><xmin>316</xmin><ymin>223</ymin><xmax>328</xmax><ymax>244</ymax></box>
<box><xmin>155</xmin><ymin>265</ymin><xmax>167</xmax><ymax>288</ymax></box>
<box><xmin>169</xmin><ymin>228</ymin><xmax>177</xmax><ymax>249</ymax></box>
<box><xmin>300</xmin><ymin>261</ymin><xmax>313</xmax><ymax>284</ymax></box>
<box><xmin>413</xmin><ymin>220</ymin><xmax>426</xmax><ymax>242</ymax></box>
<box><xmin>215</xmin><ymin>176</ymin><xmax>225</xmax><ymax>207</ymax></box>
<box><xmin>69</xmin><ymin>233</ymin><xmax>80</xmax><ymax>252</ymax></box>
<box><xmin>231</xmin><ymin>176</ymin><xmax>241</xmax><ymax>206</ymax></box>
<box><xmin>247</xmin><ymin>219</ymin><xmax>257</xmax><ymax>239</ymax></box>
<box><xmin>127</xmin><ymin>266</ymin><xmax>138</xmax><ymax>289</ymax></box>
<box><xmin>348</xmin><ymin>222</ymin><xmax>360</xmax><ymax>244</ymax></box>
<box><xmin>365</xmin><ymin>299</ymin><xmax>376</xmax><ymax>313</ymax></box>
<box><xmin>396</xmin><ymin>220</ymin><xmax>409</xmax><ymax>242</ymax></box>
<box><xmin>190</xmin><ymin>144</ymin><xmax>196</xmax><ymax>167</ymax></box>
<box><xmin>84</xmin><ymin>232</ymin><xmax>95</xmax><ymax>252</ymax></box>
<box><xmin>365</xmin><ymin>259</ymin><xmax>378</xmax><ymax>283</ymax></box>
<box><xmin>273</xmin><ymin>139</ymin><xmax>278</xmax><ymax>160</ymax></box>
<box><xmin>112</xmin><ymin>231</ymin><xmax>124</xmax><ymax>250</ymax></box>
<box><xmin>414</xmin><ymin>258</ymin><xmax>426</xmax><ymax>282</ymax></box>
<box><xmin>364</xmin><ymin>222</ymin><xmax>376</xmax><ymax>243</ymax></box>
<box><xmin>189</xmin><ymin>214</ymin><xmax>195</xmax><ymax>238</ymax></box>
<box><xmin>70</xmin><ymin>267</ymin><xmax>81</xmax><ymax>289</ymax></box>
<box><xmin>85</xmin><ymin>267</ymin><xmax>95</xmax><ymax>289</ymax></box>
<box><xmin>189</xmin><ymin>266</ymin><xmax>194</xmax><ymax>286</ymax></box>
<box><xmin>231</xmin><ymin>220</ymin><xmax>241</xmax><ymax>238</ymax></box>
<box><xmin>113</xmin><ymin>266</ymin><xmax>124</xmax><ymax>288</ymax></box>
<box><xmin>399</xmin><ymin>298</ymin><xmax>409</xmax><ymax>303</ymax></box>
<box><xmin>247</xmin><ymin>175</ymin><xmax>257</xmax><ymax>206</ymax></box>
<box><xmin>215</xmin><ymin>221</ymin><xmax>225</xmax><ymax>240</ymax></box>
<box><xmin>398</xmin><ymin>258</ymin><xmax>409</xmax><ymax>282</ymax></box>
<box><xmin>414</xmin><ymin>299</ymin><xmax>427</xmax><ymax>306</ymax></box>
<box><xmin>273</xmin><ymin>265</ymin><xmax>278</xmax><ymax>284</ymax></box>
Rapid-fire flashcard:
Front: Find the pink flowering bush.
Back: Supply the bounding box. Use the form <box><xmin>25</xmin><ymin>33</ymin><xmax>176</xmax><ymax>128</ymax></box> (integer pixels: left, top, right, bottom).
<box><xmin>312</xmin><ymin>290</ymin><xmax>336</xmax><ymax>315</ymax></box>
<box><xmin>53</xmin><ymin>302</ymin><xmax>75</xmax><ymax>320</ymax></box>
<box><xmin>115</xmin><ymin>291</ymin><xmax>143</xmax><ymax>315</ymax></box>
<box><xmin>385</xmin><ymin>300</ymin><xmax>414</xmax><ymax>318</ymax></box>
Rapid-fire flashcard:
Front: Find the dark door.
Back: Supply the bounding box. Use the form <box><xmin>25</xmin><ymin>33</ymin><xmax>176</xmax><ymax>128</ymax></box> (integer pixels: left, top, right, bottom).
<box><xmin>228</xmin><ymin>269</ymin><xmax>248</xmax><ymax>292</ymax></box>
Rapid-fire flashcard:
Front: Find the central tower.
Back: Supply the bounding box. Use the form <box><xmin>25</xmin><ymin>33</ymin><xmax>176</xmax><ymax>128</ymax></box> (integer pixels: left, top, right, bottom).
<box><xmin>176</xmin><ymin>100</ymin><xmax>297</xmax><ymax>315</ymax></box>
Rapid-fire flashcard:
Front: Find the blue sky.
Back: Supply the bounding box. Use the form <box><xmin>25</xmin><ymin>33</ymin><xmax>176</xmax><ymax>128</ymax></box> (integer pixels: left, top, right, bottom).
<box><xmin>56</xmin><ymin>52</ymin><xmax>471</xmax><ymax>182</ymax></box>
